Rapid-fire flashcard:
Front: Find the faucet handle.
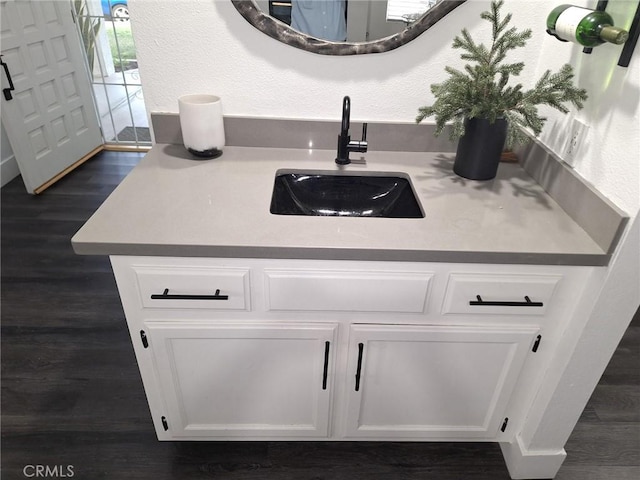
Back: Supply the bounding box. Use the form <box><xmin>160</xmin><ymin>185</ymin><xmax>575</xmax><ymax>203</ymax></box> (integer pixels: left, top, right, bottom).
<box><xmin>348</xmin><ymin>123</ymin><xmax>368</xmax><ymax>154</ymax></box>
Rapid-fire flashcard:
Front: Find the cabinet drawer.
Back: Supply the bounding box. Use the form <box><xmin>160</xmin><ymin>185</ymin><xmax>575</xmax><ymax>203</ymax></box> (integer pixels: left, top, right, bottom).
<box><xmin>133</xmin><ymin>265</ymin><xmax>251</xmax><ymax>310</ymax></box>
<box><xmin>442</xmin><ymin>273</ymin><xmax>561</xmax><ymax>316</ymax></box>
<box><xmin>265</xmin><ymin>269</ymin><xmax>432</xmax><ymax>313</ymax></box>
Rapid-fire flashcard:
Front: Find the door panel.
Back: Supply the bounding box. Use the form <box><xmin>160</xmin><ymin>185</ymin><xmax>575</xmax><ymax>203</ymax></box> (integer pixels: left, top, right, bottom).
<box><xmin>345</xmin><ymin>324</ymin><xmax>538</xmax><ymax>439</ymax></box>
<box><xmin>1</xmin><ymin>0</ymin><xmax>102</xmax><ymax>193</ymax></box>
<box><xmin>145</xmin><ymin>321</ymin><xmax>338</xmax><ymax>438</ymax></box>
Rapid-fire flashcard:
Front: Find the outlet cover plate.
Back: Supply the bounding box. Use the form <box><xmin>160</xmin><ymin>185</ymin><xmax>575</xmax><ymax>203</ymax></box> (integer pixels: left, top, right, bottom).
<box><xmin>564</xmin><ymin>119</ymin><xmax>589</xmax><ymax>166</ymax></box>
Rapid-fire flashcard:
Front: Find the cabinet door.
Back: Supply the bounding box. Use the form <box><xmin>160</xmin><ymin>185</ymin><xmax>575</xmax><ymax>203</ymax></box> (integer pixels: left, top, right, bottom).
<box><xmin>344</xmin><ymin>324</ymin><xmax>538</xmax><ymax>439</ymax></box>
<box><xmin>145</xmin><ymin>322</ymin><xmax>337</xmax><ymax>438</ymax></box>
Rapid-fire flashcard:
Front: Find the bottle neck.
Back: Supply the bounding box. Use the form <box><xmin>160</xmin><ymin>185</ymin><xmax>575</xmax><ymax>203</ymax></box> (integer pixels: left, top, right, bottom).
<box><xmin>600</xmin><ymin>25</ymin><xmax>629</xmax><ymax>45</ymax></box>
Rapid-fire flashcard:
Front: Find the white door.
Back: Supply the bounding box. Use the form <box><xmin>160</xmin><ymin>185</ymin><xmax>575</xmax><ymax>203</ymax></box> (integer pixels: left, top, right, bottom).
<box><xmin>144</xmin><ymin>321</ymin><xmax>338</xmax><ymax>439</ymax></box>
<box><xmin>344</xmin><ymin>324</ymin><xmax>539</xmax><ymax>439</ymax></box>
<box><xmin>0</xmin><ymin>0</ymin><xmax>102</xmax><ymax>194</ymax></box>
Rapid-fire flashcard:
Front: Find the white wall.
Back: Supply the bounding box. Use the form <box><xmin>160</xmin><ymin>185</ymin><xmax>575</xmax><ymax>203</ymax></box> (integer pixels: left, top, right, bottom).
<box><xmin>1</xmin><ymin>121</ymin><xmax>19</xmax><ymax>187</ymax></box>
<box><xmin>533</xmin><ymin>1</ymin><xmax>640</xmax><ymax>217</ymax></box>
<box><xmin>129</xmin><ymin>0</ymin><xmax>493</xmax><ymax>120</ymax></box>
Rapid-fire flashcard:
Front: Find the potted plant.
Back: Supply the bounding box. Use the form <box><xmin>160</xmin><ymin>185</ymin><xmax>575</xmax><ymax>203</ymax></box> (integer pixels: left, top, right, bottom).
<box><xmin>416</xmin><ymin>0</ymin><xmax>588</xmax><ymax>180</ymax></box>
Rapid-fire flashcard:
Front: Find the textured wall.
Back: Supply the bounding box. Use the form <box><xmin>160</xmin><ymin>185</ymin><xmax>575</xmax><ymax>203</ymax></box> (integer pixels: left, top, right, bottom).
<box><xmin>533</xmin><ymin>1</ymin><xmax>640</xmax><ymax>216</ymax></box>
<box><xmin>129</xmin><ymin>0</ymin><xmax>639</xmax><ymax>215</ymax></box>
<box><xmin>1</xmin><ymin>122</ymin><xmax>13</xmax><ymax>161</ymax></box>
<box><xmin>1</xmin><ymin>121</ymin><xmax>19</xmax><ymax>188</ymax></box>
<box><xmin>128</xmin><ymin>0</ymin><xmax>504</xmax><ymax>120</ymax></box>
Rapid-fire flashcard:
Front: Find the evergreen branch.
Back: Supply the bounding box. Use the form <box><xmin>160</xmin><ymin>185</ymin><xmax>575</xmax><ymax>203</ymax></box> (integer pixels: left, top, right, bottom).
<box><xmin>453</xmin><ymin>29</ymin><xmax>490</xmax><ymax>63</ymax></box>
<box><xmin>416</xmin><ymin>0</ymin><xmax>587</xmax><ymax>148</ymax></box>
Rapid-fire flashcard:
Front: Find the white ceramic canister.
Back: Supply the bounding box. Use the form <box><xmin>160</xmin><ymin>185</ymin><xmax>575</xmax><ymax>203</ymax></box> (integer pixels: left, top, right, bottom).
<box><xmin>178</xmin><ymin>94</ymin><xmax>225</xmax><ymax>158</ymax></box>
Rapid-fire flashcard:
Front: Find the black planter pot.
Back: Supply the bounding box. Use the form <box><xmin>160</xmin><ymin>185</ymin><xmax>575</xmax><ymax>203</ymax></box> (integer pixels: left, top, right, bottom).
<box><xmin>453</xmin><ymin>117</ymin><xmax>508</xmax><ymax>180</ymax></box>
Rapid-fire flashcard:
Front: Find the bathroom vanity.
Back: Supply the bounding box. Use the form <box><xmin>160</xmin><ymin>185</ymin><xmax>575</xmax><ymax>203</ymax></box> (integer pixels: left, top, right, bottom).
<box><xmin>72</xmin><ymin>141</ymin><xmax>626</xmax><ymax>478</ymax></box>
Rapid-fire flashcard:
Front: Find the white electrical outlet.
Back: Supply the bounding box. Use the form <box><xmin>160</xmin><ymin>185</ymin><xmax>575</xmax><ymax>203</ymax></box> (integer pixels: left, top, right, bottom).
<box><xmin>564</xmin><ymin>119</ymin><xmax>589</xmax><ymax>166</ymax></box>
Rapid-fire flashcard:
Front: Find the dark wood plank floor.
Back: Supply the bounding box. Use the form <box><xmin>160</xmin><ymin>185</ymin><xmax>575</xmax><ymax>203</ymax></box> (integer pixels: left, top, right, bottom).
<box><xmin>2</xmin><ymin>151</ymin><xmax>639</xmax><ymax>479</ymax></box>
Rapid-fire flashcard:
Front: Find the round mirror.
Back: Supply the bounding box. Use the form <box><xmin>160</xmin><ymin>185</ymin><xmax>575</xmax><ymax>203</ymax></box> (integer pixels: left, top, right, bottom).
<box><xmin>232</xmin><ymin>0</ymin><xmax>467</xmax><ymax>55</ymax></box>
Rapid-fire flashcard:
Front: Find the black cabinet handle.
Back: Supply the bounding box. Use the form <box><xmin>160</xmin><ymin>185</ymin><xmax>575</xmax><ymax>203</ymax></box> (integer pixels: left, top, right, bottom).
<box><xmin>618</xmin><ymin>1</ymin><xmax>640</xmax><ymax>67</ymax></box>
<box><xmin>469</xmin><ymin>295</ymin><xmax>543</xmax><ymax>307</ymax></box>
<box><xmin>1</xmin><ymin>55</ymin><xmax>15</xmax><ymax>101</ymax></box>
<box><xmin>140</xmin><ymin>330</ymin><xmax>149</xmax><ymax>348</ymax></box>
<box><xmin>322</xmin><ymin>341</ymin><xmax>330</xmax><ymax>390</ymax></box>
<box><xmin>150</xmin><ymin>288</ymin><xmax>229</xmax><ymax>300</ymax></box>
<box><xmin>355</xmin><ymin>343</ymin><xmax>364</xmax><ymax>392</ymax></box>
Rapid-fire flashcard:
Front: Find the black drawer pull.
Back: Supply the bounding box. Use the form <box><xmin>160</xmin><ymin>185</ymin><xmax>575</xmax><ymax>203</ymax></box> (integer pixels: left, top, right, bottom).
<box><xmin>470</xmin><ymin>295</ymin><xmax>543</xmax><ymax>307</ymax></box>
<box><xmin>355</xmin><ymin>343</ymin><xmax>364</xmax><ymax>392</ymax></box>
<box><xmin>150</xmin><ymin>288</ymin><xmax>229</xmax><ymax>300</ymax></box>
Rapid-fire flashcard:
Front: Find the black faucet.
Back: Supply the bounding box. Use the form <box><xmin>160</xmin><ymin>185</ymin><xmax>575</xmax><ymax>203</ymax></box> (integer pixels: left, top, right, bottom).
<box><xmin>335</xmin><ymin>96</ymin><xmax>368</xmax><ymax>165</ymax></box>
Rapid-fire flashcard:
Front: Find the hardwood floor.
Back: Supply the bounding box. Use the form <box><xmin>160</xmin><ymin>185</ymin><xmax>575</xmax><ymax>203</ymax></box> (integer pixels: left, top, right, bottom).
<box><xmin>2</xmin><ymin>151</ymin><xmax>638</xmax><ymax>479</ymax></box>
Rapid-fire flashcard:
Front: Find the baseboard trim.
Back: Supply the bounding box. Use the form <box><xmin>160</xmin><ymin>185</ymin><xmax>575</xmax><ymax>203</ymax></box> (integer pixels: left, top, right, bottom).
<box><xmin>103</xmin><ymin>144</ymin><xmax>152</xmax><ymax>153</ymax></box>
<box><xmin>500</xmin><ymin>435</ymin><xmax>567</xmax><ymax>479</ymax></box>
<box><xmin>1</xmin><ymin>154</ymin><xmax>20</xmax><ymax>188</ymax></box>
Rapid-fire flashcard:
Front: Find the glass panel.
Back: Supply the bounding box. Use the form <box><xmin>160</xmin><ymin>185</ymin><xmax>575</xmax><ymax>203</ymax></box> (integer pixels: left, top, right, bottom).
<box><xmin>386</xmin><ymin>0</ymin><xmax>441</xmax><ymax>22</ymax></box>
<box><xmin>72</xmin><ymin>0</ymin><xmax>150</xmax><ymax>148</ymax></box>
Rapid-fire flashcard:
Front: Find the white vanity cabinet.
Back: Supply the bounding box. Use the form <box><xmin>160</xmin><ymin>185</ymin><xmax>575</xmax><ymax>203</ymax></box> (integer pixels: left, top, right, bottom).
<box><xmin>110</xmin><ymin>256</ymin><xmax>591</xmax><ymax>443</ymax></box>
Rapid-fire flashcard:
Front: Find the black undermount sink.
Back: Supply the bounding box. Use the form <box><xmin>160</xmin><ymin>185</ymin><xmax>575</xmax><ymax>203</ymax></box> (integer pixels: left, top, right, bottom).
<box><xmin>270</xmin><ymin>170</ymin><xmax>424</xmax><ymax>218</ymax></box>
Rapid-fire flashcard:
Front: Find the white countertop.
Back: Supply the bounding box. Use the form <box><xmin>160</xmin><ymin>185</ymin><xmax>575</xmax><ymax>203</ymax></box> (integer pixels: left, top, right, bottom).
<box><xmin>71</xmin><ymin>144</ymin><xmax>608</xmax><ymax>265</ymax></box>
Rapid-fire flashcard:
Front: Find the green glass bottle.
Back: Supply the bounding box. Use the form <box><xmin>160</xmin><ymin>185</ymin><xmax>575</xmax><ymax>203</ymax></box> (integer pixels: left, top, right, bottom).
<box><xmin>547</xmin><ymin>5</ymin><xmax>628</xmax><ymax>47</ymax></box>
